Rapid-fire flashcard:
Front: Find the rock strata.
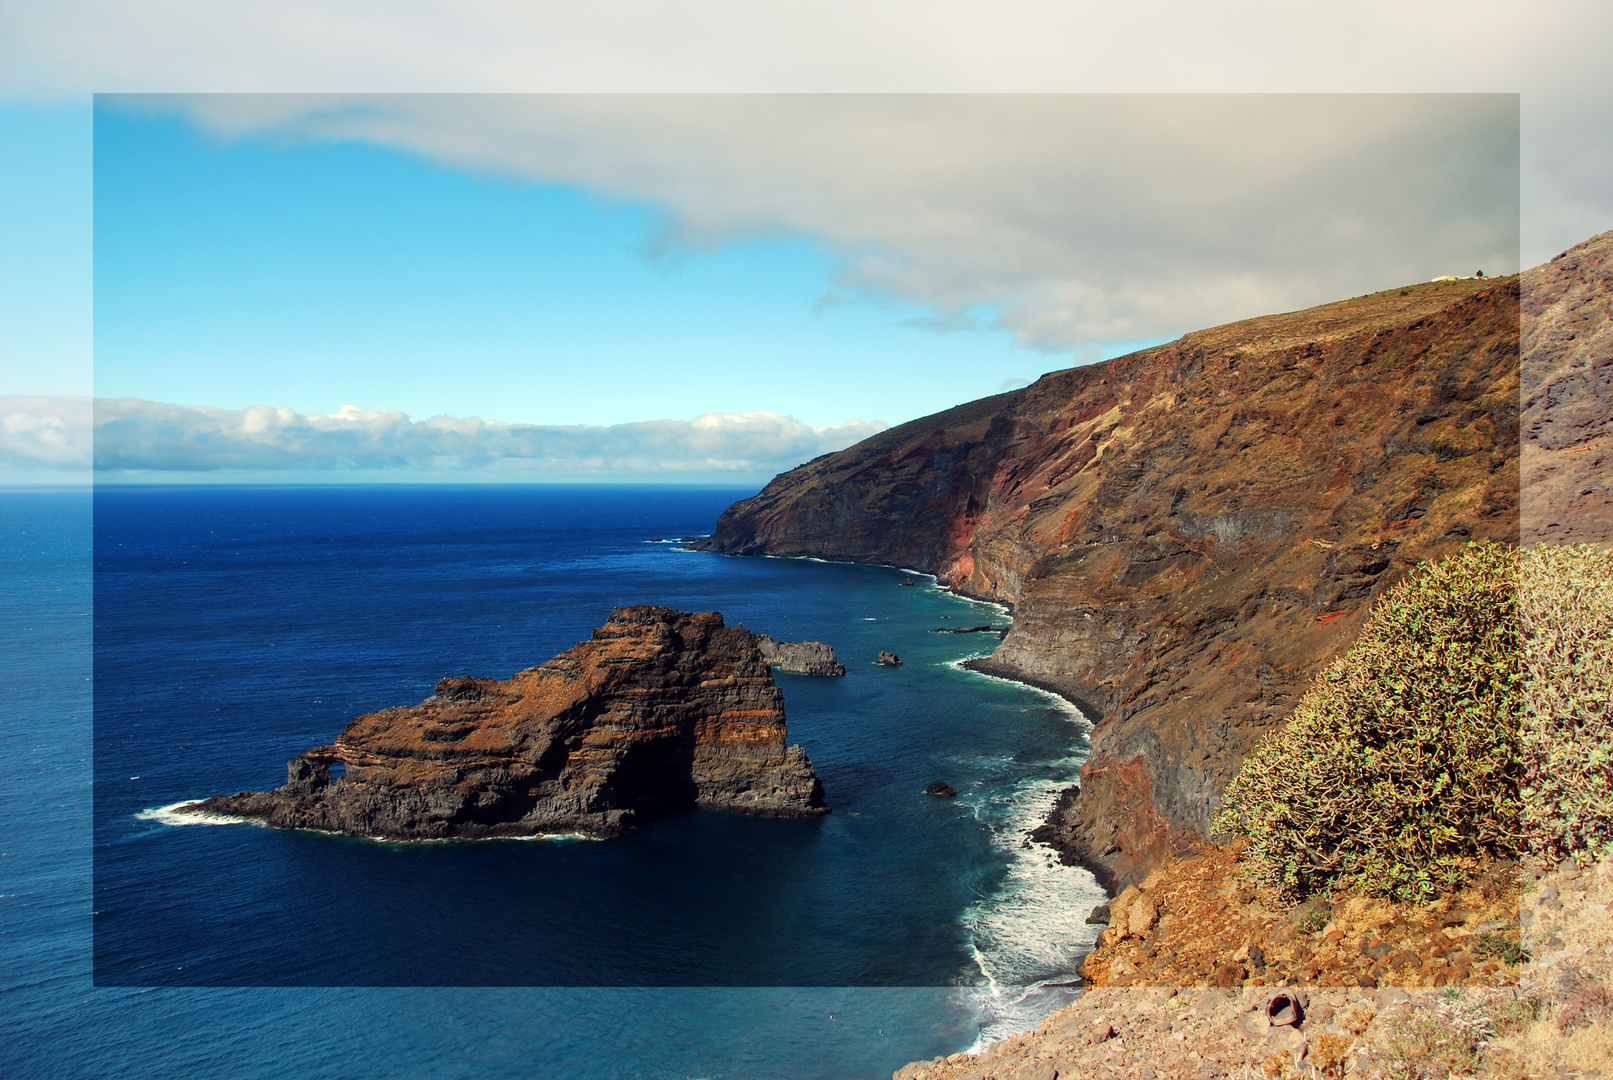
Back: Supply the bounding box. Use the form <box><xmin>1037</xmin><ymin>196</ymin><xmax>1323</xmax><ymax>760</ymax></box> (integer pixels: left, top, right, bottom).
<box><xmin>179</xmin><ymin>606</ymin><xmax>829</xmax><ymax>840</ymax></box>
<box><xmin>754</xmin><ymin>634</ymin><xmax>846</xmax><ymax>676</ymax></box>
<box><xmin>697</xmin><ymin>275</ymin><xmax>1521</xmax><ymax>889</ymax></box>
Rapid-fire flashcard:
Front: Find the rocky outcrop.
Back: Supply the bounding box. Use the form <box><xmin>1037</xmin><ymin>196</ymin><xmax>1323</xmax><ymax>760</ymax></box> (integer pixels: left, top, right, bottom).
<box><xmin>893</xmin><ymin>856</ymin><xmax>1612</xmax><ymax>1080</ymax></box>
<box><xmin>754</xmin><ymin>634</ymin><xmax>846</xmax><ymax>676</ymax></box>
<box><xmin>179</xmin><ymin>607</ymin><xmax>829</xmax><ymax>840</ymax></box>
<box><xmin>697</xmin><ymin>275</ymin><xmax>1521</xmax><ymax>890</ymax></box>
<box><xmin>1076</xmin><ymin>845</ymin><xmax>1521</xmax><ymax>991</ymax></box>
<box><xmin>1522</xmin><ymin>229</ymin><xmax>1613</xmax><ymax>544</ymax></box>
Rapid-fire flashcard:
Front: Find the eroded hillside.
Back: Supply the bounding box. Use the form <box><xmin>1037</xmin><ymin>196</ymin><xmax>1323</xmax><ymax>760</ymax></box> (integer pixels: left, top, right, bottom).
<box><xmin>699</xmin><ymin>274</ymin><xmax>1521</xmax><ymax>889</ymax></box>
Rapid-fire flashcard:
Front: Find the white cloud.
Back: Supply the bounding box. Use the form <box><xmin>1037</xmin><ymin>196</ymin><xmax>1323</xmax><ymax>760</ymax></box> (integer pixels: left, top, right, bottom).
<box><xmin>87</xmin><ymin>397</ymin><xmax>883</xmax><ymax>477</ymax></box>
<box><xmin>107</xmin><ymin>93</ymin><xmax>1521</xmax><ymax>354</ymax></box>
<box><xmin>0</xmin><ymin>396</ymin><xmax>91</xmax><ymax>471</ymax></box>
<box><xmin>3</xmin><ymin>2</ymin><xmax>1606</xmax><ymax>267</ymax></box>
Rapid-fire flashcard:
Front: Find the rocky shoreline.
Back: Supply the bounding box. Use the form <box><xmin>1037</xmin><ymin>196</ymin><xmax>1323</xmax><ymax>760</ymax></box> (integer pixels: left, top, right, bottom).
<box><xmin>695</xmin><ymin>273</ymin><xmax>1522</xmax><ymax>893</ymax></box>
<box><xmin>892</xmin><ymin>855</ymin><xmax>1612</xmax><ymax>1080</ymax></box>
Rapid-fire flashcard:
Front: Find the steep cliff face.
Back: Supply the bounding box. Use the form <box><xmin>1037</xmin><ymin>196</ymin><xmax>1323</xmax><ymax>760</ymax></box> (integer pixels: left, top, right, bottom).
<box><xmin>1522</xmin><ymin>229</ymin><xmax>1613</xmax><ymax>545</ymax></box>
<box><xmin>182</xmin><ymin>606</ymin><xmax>829</xmax><ymax>839</ymax></box>
<box><xmin>698</xmin><ymin>277</ymin><xmax>1520</xmax><ymax>890</ymax></box>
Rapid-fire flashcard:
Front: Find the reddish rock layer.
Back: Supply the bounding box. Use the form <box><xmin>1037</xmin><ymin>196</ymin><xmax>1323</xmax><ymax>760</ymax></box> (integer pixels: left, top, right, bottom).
<box><xmin>698</xmin><ymin>276</ymin><xmax>1520</xmax><ymax>890</ymax></box>
<box><xmin>182</xmin><ymin>606</ymin><xmax>829</xmax><ymax>839</ymax></box>
<box><xmin>1522</xmin><ymin>229</ymin><xmax>1613</xmax><ymax>544</ymax></box>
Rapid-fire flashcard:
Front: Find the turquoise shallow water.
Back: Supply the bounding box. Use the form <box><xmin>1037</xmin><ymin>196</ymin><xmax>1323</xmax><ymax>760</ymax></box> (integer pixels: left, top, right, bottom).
<box><xmin>3</xmin><ymin>486</ymin><xmax>1104</xmax><ymax>1079</ymax></box>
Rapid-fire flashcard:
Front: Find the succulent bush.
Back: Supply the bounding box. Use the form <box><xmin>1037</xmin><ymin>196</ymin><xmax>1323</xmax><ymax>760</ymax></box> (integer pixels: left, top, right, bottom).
<box><xmin>1215</xmin><ymin>542</ymin><xmax>1521</xmax><ymax>902</ymax></box>
<box><xmin>1520</xmin><ymin>543</ymin><xmax>1613</xmax><ymax>866</ymax></box>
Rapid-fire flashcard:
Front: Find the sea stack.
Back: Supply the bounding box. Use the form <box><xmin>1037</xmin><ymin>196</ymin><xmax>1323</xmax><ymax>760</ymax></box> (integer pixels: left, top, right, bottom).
<box><xmin>179</xmin><ymin>606</ymin><xmax>830</xmax><ymax>839</ymax></box>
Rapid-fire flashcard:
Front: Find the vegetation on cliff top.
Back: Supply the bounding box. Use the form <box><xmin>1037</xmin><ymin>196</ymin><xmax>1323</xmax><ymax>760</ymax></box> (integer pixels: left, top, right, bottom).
<box><xmin>1219</xmin><ymin>540</ymin><xmax>1613</xmax><ymax>901</ymax></box>
<box><xmin>1216</xmin><ymin>542</ymin><xmax>1522</xmax><ymax>902</ymax></box>
<box><xmin>1521</xmin><ymin>543</ymin><xmax>1613</xmax><ymax>867</ymax></box>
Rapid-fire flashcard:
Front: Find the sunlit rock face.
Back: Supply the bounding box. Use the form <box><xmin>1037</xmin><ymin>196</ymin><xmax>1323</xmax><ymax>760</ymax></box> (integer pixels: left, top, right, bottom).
<box><xmin>182</xmin><ymin>606</ymin><xmax>830</xmax><ymax>839</ymax></box>
<box><xmin>1522</xmin><ymin>229</ymin><xmax>1613</xmax><ymax>546</ymax></box>
<box><xmin>699</xmin><ymin>275</ymin><xmax>1520</xmax><ymax>890</ymax></box>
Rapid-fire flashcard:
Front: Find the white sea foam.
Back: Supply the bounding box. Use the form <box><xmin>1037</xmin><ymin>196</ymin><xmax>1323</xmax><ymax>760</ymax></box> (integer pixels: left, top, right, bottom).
<box><xmin>956</xmin><ymin>771</ymin><xmax>1108</xmax><ymax>1050</ymax></box>
<box><xmin>137</xmin><ymin>801</ymin><xmax>252</xmax><ymax>826</ymax></box>
<box><xmin>947</xmin><ymin>657</ymin><xmax>1089</xmax><ymax>725</ymax></box>
<box><xmin>136</xmin><ymin>802</ymin><xmax>601</xmax><ymax>844</ymax></box>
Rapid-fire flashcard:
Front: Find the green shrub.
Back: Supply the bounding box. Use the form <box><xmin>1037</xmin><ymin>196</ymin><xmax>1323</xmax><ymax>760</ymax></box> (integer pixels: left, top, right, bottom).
<box><xmin>1520</xmin><ymin>543</ymin><xmax>1613</xmax><ymax>866</ymax></box>
<box><xmin>1215</xmin><ymin>542</ymin><xmax>1521</xmax><ymax>902</ymax></box>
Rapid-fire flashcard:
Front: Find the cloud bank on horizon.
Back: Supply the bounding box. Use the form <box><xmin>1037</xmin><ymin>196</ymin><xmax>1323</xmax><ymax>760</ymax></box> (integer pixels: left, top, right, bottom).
<box><xmin>119</xmin><ymin>93</ymin><xmax>1520</xmax><ymax>355</ymax></box>
<box><xmin>0</xmin><ymin>396</ymin><xmax>883</xmax><ymax>481</ymax></box>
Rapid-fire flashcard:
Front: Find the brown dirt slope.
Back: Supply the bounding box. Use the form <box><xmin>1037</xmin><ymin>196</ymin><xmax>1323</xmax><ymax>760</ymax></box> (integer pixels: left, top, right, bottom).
<box><xmin>700</xmin><ymin>276</ymin><xmax>1520</xmax><ymax>890</ymax></box>
<box><xmin>181</xmin><ymin>606</ymin><xmax>829</xmax><ymax>839</ymax></box>
<box><xmin>892</xmin><ymin>856</ymin><xmax>1612</xmax><ymax>1080</ymax></box>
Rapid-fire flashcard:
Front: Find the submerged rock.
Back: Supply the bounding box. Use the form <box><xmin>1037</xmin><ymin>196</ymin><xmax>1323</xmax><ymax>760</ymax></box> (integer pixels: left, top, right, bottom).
<box><xmin>754</xmin><ymin>634</ymin><xmax>846</xmax><ymax>676</ymax></box>
<box><xmin>923</xmin><ymin>781</ymin><xmax>958</xmax><ymax>798</ymax></box>
<box><xmin>179</xmin><ymin>606</ymin><xmax>830</xmax><ymax>840</ymax></box>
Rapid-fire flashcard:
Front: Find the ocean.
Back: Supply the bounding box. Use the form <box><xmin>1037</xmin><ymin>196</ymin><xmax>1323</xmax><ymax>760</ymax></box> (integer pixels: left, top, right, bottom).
<box><xmin>3</xmin><ymin>485</ymin><xmax>1105</xmax><ymax>1079</ymax></box>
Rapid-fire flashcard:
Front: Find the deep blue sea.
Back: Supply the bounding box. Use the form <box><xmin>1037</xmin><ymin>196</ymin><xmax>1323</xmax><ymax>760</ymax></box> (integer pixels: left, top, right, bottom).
<box><xmin>3</xmin><ymin>486</ymin><xmax>1104</xmax><ymax>1080</ymax></box>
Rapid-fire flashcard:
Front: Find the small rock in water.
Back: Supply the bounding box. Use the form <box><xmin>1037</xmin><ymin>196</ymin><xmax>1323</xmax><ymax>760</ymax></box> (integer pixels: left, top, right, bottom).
<box><xmin>924</xmin><ymin>781</ymin><xmax>958</xmax><ymax>798</ymax></box>
<box><xmin>876</xmin><ymin>651</ymin><xmax>903</xmax><ymax>666</ymax></box>
<box><xmin>1087</xmin><ymin>903</ymin><xmax>1112</xmax><ymax>924</ymax></box>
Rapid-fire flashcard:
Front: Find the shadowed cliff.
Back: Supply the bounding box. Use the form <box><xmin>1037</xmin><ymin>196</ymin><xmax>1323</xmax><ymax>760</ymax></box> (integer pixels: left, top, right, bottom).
<box><xmin>698</xmin><ymin>274</ymin><xmax>1523</xmax><ymax>890</ymax></box>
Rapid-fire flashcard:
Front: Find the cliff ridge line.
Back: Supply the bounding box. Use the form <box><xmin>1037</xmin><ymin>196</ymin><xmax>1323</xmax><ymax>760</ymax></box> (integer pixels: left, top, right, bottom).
<box><xmin>698</xmin><ymin>272</ymin><xmax>1526</xmax><ymax>890</ymax></box>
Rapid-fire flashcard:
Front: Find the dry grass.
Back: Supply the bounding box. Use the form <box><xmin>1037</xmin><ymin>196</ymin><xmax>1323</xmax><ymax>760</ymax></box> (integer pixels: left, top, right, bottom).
<box><xmin>1489</xmin><ymin>856</ymin><xmax>1613</xmax><ymax>1078</ymax></box>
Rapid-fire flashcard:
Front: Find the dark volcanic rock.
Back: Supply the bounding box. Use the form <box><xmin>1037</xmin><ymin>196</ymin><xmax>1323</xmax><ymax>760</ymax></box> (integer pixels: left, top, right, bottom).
<box><xmin>924</xmin><ymin>781</ymin><xmax>958</xmax><ymax>797</ymax></box>
<box><xmin>695</xmin><ymin>275</ymin><xmax>1521</xmax><ymax>890</ymax></box>
<box><xmin>180</xmin><ymin>607</ymin><xmax>830</xmax><ymax>840</ymax></box>
<box><xmin>755</xmin><ymin>634</ymin><xmax>846</xmax><ymax>676</ymax></box>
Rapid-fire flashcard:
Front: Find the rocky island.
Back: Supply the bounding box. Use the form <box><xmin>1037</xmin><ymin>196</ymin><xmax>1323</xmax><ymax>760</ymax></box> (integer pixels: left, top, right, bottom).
<box><xmin>178</xmin><ymin>606</ymin><xmax>830</xmax><ymax>839</ymax></box>
<box><xmin>754</xmin><ymin>634</ymin><xmax>846</xmax><ymax>676</ymax></box>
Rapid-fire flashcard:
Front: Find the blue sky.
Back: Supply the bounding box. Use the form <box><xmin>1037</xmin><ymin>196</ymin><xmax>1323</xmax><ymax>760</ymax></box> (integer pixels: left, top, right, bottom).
<box><xmin>1</xmin><ymin>92</ymin><xmax>1533</xmax><ymax>483</ymax></box>
<box><xmin>1</xmin><ymin>102</ymin><xmax>91</xmax><ymax>397</ymax></box>
<box><xmin>92</xmin><ymin>103</ymin><xmax>1062</xmax><ymax>431</ymax></box>
<box><xmin>0</xmin><ymin>5</ymin><xmax>1608</xmax><ymax>486</ymax></box>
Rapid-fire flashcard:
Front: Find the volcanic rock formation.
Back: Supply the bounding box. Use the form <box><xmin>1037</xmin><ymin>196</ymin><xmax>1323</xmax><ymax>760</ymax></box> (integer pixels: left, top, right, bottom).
<box><xmin>180</xmin><ymin>606</ymin><xmax>829</xmax><ymax>839</ymax></box>
<box><xmin>696</xmin><ymin>275</ymin><xmax>1522</xmax><ymax>890</ymax></box>
<box><xmin>755</xmin><ymin>634</ymin><xmax>847</xmax><ymax>676</ymax></box>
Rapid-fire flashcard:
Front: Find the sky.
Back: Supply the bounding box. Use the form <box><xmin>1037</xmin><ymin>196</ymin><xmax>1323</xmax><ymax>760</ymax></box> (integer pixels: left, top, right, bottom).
<box><xmin>2</xmin><ymin>2</ymin><xmax>1610</xmax><ymax>484</ymax></box>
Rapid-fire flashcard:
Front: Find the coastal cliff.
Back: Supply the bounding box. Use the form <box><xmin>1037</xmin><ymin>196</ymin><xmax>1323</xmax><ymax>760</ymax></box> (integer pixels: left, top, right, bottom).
<box><xmin>697</xmin><ymin>276</ymin><xmax>1520</xmax><ymax>890</ymax></box>
<box><xmin>181</xmin><ymin>606</ymin><xmax>829</xmax><ymax>839</ymax></box>
<box><xmin>1522</xmin><ymin>229</ymin><xmax>1613</xmax><ymax>545</ymax></box>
